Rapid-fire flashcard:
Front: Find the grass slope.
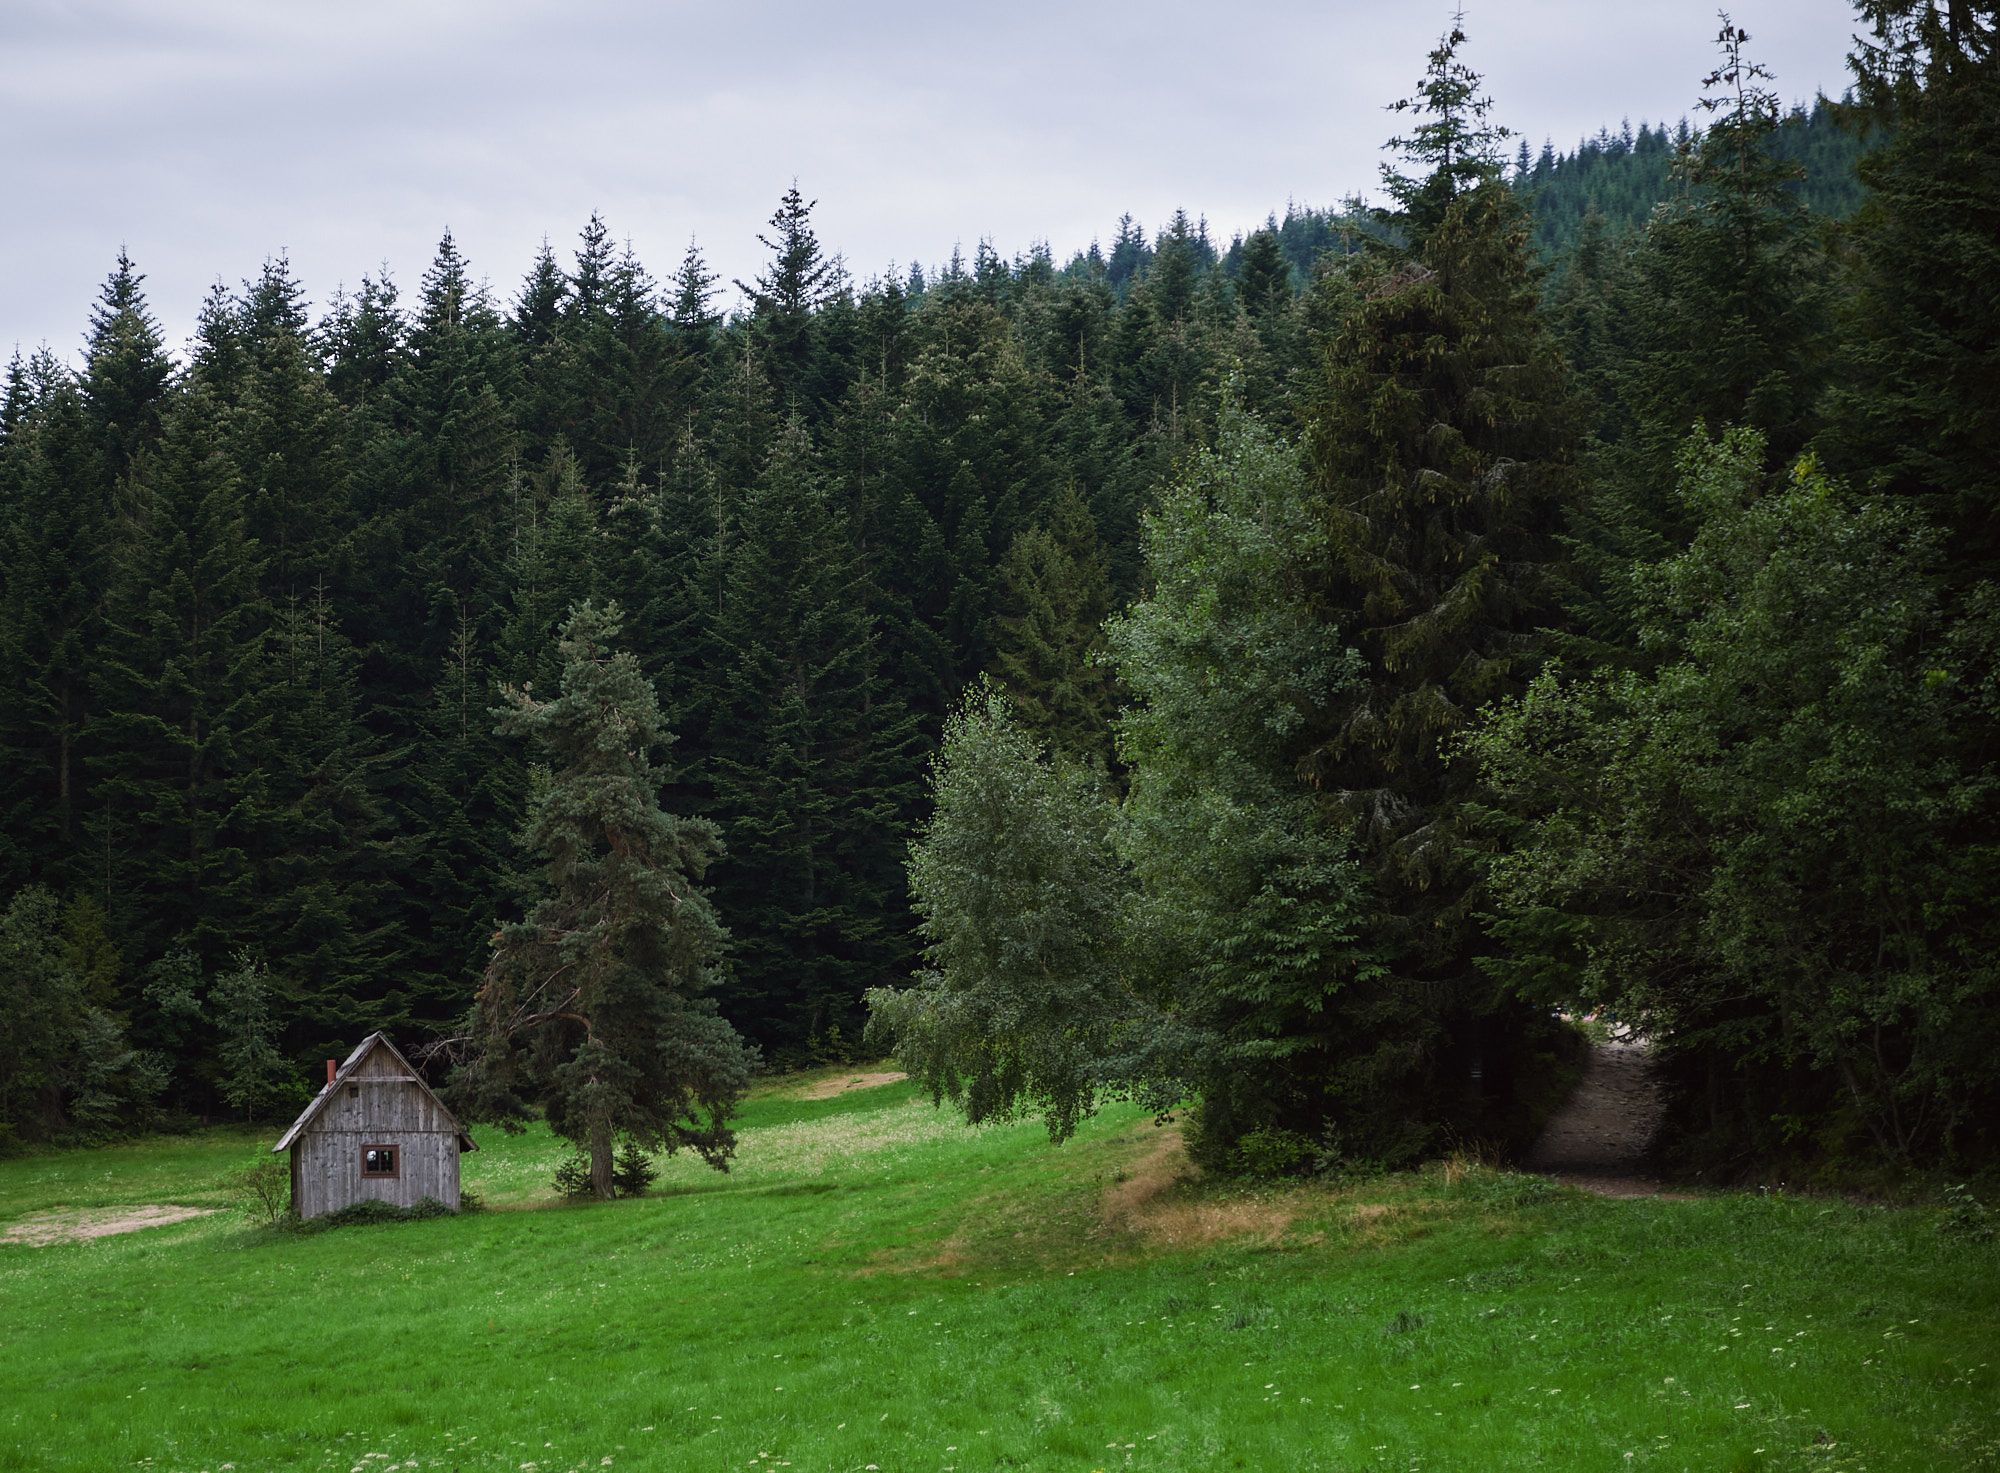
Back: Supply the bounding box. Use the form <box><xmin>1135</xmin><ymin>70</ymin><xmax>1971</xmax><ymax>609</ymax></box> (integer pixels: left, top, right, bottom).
<box><xmin>1</xmin><ymin>1071</ymin><xmax>1995</xmax><ymax>1472</ymax></box>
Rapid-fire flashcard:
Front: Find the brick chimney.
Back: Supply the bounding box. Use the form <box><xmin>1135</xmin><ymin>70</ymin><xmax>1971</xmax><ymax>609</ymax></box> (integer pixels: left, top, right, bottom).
<box><xmin>326</xmin><ymin>1058</ymin><xmax>337</xmax><ymax>1087</ymax></box>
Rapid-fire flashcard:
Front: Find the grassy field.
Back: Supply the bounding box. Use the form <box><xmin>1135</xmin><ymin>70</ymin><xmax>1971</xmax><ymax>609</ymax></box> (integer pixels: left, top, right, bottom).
<box><xmin>1</xmin><ymin>1071</ymin><xmax>1995</xmax><ymax>1473</ymax></box>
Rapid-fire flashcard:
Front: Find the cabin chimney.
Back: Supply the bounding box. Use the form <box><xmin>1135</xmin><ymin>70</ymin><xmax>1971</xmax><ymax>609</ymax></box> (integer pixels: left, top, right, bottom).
<box><xmin>326</xmin><ymin>1058</ymin><xmax>337</xmax><ymax>1087</ymax></box>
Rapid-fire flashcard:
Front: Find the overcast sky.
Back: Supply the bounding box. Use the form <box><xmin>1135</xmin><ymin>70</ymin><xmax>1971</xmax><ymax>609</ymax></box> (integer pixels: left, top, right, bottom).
<box><xmin>2</xmin><ymin>0</ymin><xmax>1856</xmax><ymax>361</ymax></box>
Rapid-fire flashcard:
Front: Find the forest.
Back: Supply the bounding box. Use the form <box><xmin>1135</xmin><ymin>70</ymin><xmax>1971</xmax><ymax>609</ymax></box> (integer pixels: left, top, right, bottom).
<box><xmin>2</xmin><ymin>1</ymin><xmax>1994</xmax><ymax>1188</ymax></box>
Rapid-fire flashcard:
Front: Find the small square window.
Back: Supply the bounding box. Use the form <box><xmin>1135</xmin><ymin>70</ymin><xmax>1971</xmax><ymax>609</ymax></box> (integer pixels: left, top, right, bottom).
<box><xmin>347</xmin><ymin>1084</ymin><xmax>360</xmax><ymax>1098</ymax></box>
<box><xmin>361</xmin><ymin>1145</ymin><xmax>398</xmax><ymax>1178</ymax></box>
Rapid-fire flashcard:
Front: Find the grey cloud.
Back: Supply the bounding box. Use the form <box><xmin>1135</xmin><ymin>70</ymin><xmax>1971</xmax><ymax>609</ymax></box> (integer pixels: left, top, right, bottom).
<box><xmin>1</xmin><ymin>0</ymin><xmax>1856</xmax><ymax>360</ymax></box>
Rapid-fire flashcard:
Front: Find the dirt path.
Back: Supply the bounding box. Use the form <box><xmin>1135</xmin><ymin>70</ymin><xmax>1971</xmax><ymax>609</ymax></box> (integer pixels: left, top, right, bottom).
<box><xmin>1527</xmin><ymin>1037</ymin><xmax>1688</xmax><ymax>1199</ymax></box>
<box><xmin>792</xmin><ymin>1069</ymin><xmax>907</xmax><ymax>1101</ymax></box>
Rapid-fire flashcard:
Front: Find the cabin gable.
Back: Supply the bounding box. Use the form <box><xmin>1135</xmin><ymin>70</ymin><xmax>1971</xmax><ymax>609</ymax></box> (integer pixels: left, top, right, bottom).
<box><xmin>273</xmin><ymin>1033</ymin><xmax>474</xmax><ymax>1220</ymax></box>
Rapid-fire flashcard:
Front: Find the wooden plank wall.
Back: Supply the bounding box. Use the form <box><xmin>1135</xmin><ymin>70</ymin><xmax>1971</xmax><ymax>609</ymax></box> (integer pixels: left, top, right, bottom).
<box><xmin>291</xmin><ymin>1050</ymin><xmax>461</xmax><ymax>1218</ymax></box>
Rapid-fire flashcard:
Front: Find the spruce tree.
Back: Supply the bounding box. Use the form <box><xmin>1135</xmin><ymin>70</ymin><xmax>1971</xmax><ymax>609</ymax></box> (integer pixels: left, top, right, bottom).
<box><xmin>90</xmin><ymin>385</ymin><xmax>273</xmax><ymax>969</ymax></box>
<box><xmin>1612</xmin><ymin>18</ymin><xmax>1828</xmax><ymax>505</ymax></box>
<box><xmin>706</xmin><ymin>420</ymin><xmax>921</xmax><ymax>1053</ymax></box>
<box><xmin>988</xmin><ymin>481</ymin><xmax>1116</xmax><ymax>768</ymax></box>
<box><xmin>0</xmin><ymin>365</ymin><xmax>108</xmax><ymax>886</ymax></box>
<box><xmin>735</xmin><ymin>185</ymin><xmax>840</xmax><ymax>413</ymax></box>
<box><xmin>496</xmin><ymin>445</ymin><xmax>602</xmax><ymax>693</ymax></box>
<box><xmin>231</xmin><ymin>267</ymin><xmax>350</xmax><ymax>606</ymax></box>
<box><xmin>457</xmin><ymin>602</ymin><xmax>753</xmax><ymax>1199</ymax></box>
<box><xmin>321</xmin><ymin>271</ymin><xmax>402</xmax><ymax>411</ymax></box>
<box><xmin>376</xmin><ymin>232</ymin><xmax>518</xmax><ymax>696</ymax></box>
<box><xmin>80</xmin><ymin>250</ymin><xmax>172</xmax><ymax>484</ymax></box>
<box><xmin>1301</xmin><ymin>24</ymin><xmax>1575</xmax><ymax>1152</ymax></box>
<box><xmin>260</xmin><ymin>585</ymin><xmax>401</xmax><ymax>1051</ymax></box>
<box><xmin>1826</xmin><ymin>0</ymin><xmax>2000</xmax><ymax>574</ymax></box>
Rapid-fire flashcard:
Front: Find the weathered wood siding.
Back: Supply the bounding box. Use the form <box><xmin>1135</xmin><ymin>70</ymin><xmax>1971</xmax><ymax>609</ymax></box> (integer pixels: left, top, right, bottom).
<box><xmin>291</xmin><ymin>1049</ymin><xmax>462</xmax><ymax>1219</ymax></box>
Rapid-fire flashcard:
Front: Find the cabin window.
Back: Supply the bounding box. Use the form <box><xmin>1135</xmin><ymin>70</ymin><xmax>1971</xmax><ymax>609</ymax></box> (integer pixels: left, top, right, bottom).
<box><xmin>361</xmin><ymin>1144</ymin><xmax>399</xmax><ymax>1178</ymax></box>
<box><xmin>347</xmin><ymin>1084</ymin><xmax>359</xmax><ymax>1098</ymax></box>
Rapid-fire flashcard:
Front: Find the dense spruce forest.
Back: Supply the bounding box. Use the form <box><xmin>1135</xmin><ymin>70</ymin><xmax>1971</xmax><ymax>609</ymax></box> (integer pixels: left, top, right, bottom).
<box><xmin>3</xmin><ymin>3</ymin><xmax>1995</xmax><ymax>1184</ymax></box>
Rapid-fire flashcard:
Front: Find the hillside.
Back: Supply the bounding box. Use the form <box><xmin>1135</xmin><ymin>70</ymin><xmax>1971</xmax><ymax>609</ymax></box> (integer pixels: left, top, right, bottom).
<box><xmin>2</xmin><ymin>1074</ymin><xmax>1996</xmax><ymax>1471</ymax></box>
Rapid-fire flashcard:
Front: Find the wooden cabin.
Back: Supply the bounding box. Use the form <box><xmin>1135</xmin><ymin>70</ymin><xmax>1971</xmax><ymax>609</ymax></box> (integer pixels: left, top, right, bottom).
<box><xmin>272</xmin><ymin>1032</ymin><xmax>476</xmax><ymax>1220</ymax></box>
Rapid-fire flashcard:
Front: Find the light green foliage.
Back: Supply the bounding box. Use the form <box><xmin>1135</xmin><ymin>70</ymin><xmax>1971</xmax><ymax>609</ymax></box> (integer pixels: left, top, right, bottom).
<box><xmin>1472</xmin><ymin>430</ymin><xmax>1998</xmax><ymax>1162</ymax></box>
<box><xmin>867</xmin><ymin>686</ymin><xmax>1133</xmax><ymax>1142</ymax></box>
<box><xmin>216</xmin><ymin>1151</ymin><xmax>290</xmax><ymax>1224</ymax></box>
<box><xmin>1110</xmin><ymin>410</ymin><xmax>1378</xmax><ymax>1162</ymax></box>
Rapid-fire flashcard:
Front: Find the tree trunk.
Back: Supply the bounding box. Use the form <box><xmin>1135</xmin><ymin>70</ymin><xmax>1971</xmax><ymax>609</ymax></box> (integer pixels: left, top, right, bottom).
<box><xmin>589</xmin><ymin>1116</ymin><xmax>615</xmax><ymax>1200</ymax></box>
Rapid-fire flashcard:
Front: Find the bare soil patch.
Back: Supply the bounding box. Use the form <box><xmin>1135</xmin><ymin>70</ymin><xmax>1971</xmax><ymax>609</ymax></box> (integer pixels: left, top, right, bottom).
<box><xmin>2</xmin><ymin>1204</ymin><xmax>216</xmax><ymax>1246</ymax></box>
<box><xmin>1099</xmin><ymin>1127</ymin><xmax>1299</xmax><ymax>1248</ymax></box>
<box><xmin>793</xmin><ymin>1069</ymin><xmax>907</xmax><ymax>1101</ymax></box>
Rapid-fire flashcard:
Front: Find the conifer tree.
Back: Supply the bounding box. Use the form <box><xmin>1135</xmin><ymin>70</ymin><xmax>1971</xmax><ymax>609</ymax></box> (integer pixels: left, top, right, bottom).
<box><xmin>377</xmin><ymin>232</ymin><xmax>518</xmax><ymax>695</ymax></box>
<box><xmin>1826</xmin><ymin>0</ymin><xmax>2000</xmax><ymax>574</ymax></box>
<box><xmin>988</xmin><ymin>481</ymin><xmax>1116</xmax><ymax>768</ymax></box>
<box><xmin>81</xmin><ymin>250</ymin><xmax>172</xmax><ymax>484</ymax></box>
<box><xmin>458</xmin><ymin>601</ymin><xmax>753</xmax><ymax>1199</ymax></box>
<box><xmin>1300</xmin><ymin>24</ymin><xmax>1575</xmax><ymax>1149</ymax></box>
<box><xmin>260</xmin><ymin>586</ymin><xmax>401</xmax><ymax>1049</ymax></box>
<box><xmin>1614</xmin><ymin>19</ymin><xmax>1828</xmax><ymax>498</ymax></box>
<box><xmin>511</xmin><ymin>241</ymin><xmax>574</xmax><ymax>457</ymax></box>
<box><xmin>210</xmin><ymin>951</ymin><xmax>299</xmax><ymax>1120</ymax></box>
<box><xmin>735</xmin><ymin>185</ymin><xmax>839</xmax><ymax>413</ymax></box>
<box><xmin>496</xmin><ymin>446</ymin><xmax>602</xmax><ymax>693</ymax></box>
<box><xmin>398</xmin><ymin>603</ymin><xmax>512</xmax><ymax>1025</ymax></box>
<box><xmin>0</xmin><ymin>366</ymin><xmax>108</xmax><ymax>885</ymax></box>
<box><xmin>90</xmin><ymin>385</ymin><xmax>273</xmax><ymax>969</ymax></box>
<box><xmin>706</xmin><ymin>420</ymin><xmax>921</xmax><ymax>1052</ymax></box>
<box><xmin>321</xmin><ymin>271</ymin><xmax>402</xmax><ymax>410</ymax></box>
<box><xmin>231</xmin><ymin>268</ymin><xmax>350</xmax><ymax>606</ymax></box>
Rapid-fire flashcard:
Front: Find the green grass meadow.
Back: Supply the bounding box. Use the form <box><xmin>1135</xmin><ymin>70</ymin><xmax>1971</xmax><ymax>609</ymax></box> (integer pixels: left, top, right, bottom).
<box><xmin>1</xmin><ymin>1072</ymin><xmax>1995</xmax><ymax>1472</ymax></box>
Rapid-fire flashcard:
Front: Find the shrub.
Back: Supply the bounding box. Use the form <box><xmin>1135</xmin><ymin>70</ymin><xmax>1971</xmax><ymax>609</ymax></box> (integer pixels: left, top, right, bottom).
<box><xmin>298</xmin><ymin>1198</ymin><xmax>455</xmax><ymax>1233</ymax></box>
<box><xmin>1938</xmin><ymin>1183</ymin><xmax>1993</xmax><ymax>1241</ymax></box>
<box><xmin>552</xmin><ymin>1152</ymin><xmax>593</xmax><ymax>1198</ymax></box>
<box><xmin>554</xmin><ymin>1143</ymin><xmax>660</xmax><ymax>1198</ymax></box>
<box><xmin>1233</xmin><ymin>1126</ymin><xmax>1316</xmax><ymax>1178</ymax></box>
<box><xmin>218</xmin><ymin>1153</ymin><xmax>291</xmax><ymax>1224</ymax></box>
<box><xmin>612</xmin><ymin>1141</ymin><xmax>658</xmax><ymax>1198</ymax></box>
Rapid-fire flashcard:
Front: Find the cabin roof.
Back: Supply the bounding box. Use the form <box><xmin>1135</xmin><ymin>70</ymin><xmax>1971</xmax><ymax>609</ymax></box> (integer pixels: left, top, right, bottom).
<box><xmin>271</xmin><ymin>1032</ymin><xmax>476</xmax><ymax>1154</ymax></box>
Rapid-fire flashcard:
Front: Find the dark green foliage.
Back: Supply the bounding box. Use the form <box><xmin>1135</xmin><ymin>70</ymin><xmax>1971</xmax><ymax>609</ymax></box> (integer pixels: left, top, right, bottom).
<box><xmin>210</xmin><ymin>951</ymin><xmax>301</xmax><ymax>1121</ymax></box>
<box><xmin>0</xmin><ymin>361</ymin><xmax>109</xmax><ymax>889</ymax></box>
<box><xmin>705</xmin><ymin>421</ymin><xmax>923</xmax><ymax>1055</ymax></box>
<box><xmin>736</xmin><ymin>185</ymin><xmax>841</xmax><ymax>414</ymax></box>
<box><xmin>1516</xmin><ymin>104</ymin><xmax>1867</xmax><ymax>260</ymax></box>
<box><xmin>1302</xmin><ymin>179</ymin><xmax>1572</xmax><ymax>1007</ymax></box>
<box><xmin>90</xmin><ymin>385</ymin><xmax>273</xmax><ymax>969</ymax></box>
<box><xmin>988</xmin><ymin>482</ymin><xmax>1116</xmax><ymax>768</ymax></box>
<box><xmin>4</xmin><ymin>4</ymin><xmax>1992</xmax><ymax>1173</ymax></box>
<box><xmin>1379</xmin><ymin>22</ymin><xmax>1513</xmax><ymax>245</ymax></box>
<box><xmin>612</xmin><ymin>1139</ymin><xmax>659</xmax><ymax>1197</ymax></box>
<box><xmin>81</xmin><ymin>250</ymin><xmax>172</xmax><ymax>483</ymax></box>
<box><xmin>1823</xmin><ymin>0</ymin><xmax>2000</xmax><ymax>574</ymax></box>
<box><xmin>0</xmin><ymin>885</ymin><xmax>163</xmax><ymax>1146</ymax></box>
<box><xmin>298</xmin><ymin>1196</ymin><xmax>457</xmax><ymax>1231</ymax></box>
<box><xmin>1471</xmin><ymin>434</ymin><xmax>1999</xmax><ymax>1168</ymax></box>
<box><xmin>456</xmin><ymin>603</ymin><xmax>753</xmax><ymax>1199</ymax></box>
